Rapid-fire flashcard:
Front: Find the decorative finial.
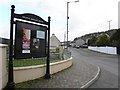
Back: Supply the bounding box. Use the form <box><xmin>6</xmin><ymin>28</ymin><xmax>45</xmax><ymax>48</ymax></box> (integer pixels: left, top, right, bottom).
<box><xmin>11</xmin><ymin>5</ymin><xmax>15</xmax><ymax>9</ymax></box>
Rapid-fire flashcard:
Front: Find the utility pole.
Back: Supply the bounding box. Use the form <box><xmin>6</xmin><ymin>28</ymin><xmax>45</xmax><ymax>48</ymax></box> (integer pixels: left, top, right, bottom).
<box><xmin>107</xmin><ymin>20</ymin><xmax>112</xmax><ymax>30</ymax></box>
<box><xmin>64</xmin><ymin>32</ymin><xmax>66</xmax><ymax>49</ymax></box>
<box><xmin>67</xmin><ymin>2</ymin><xmax>69</xmax><ymax>49</ymax></box>
<box><xmin>66</xmin><ymin>0</ymin><xmax>79</xmax><ymax>49</ymax></box>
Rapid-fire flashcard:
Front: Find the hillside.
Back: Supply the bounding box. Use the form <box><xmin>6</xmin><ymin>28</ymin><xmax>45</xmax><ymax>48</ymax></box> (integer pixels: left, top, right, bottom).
<box><xmin>73</xmin><ymin>29</ymin><xmax>117</xmax><ymax>42</ymax></box>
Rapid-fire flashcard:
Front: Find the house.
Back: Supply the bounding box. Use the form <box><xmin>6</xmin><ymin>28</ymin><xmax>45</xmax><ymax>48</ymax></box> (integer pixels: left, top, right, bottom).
<box><xmin>75</xmin><ymin>38</ymin><xmax>85</xmax><ymax>47</ymax></box>
<box><xmin>50</xmin><ymin>34</ymin><xmax>61</xmax><ymax>49</ymax></box>
<box><xmin>50</xmin><ymin>34</ymin><xmax>64</xmax><ymax>59</ymax></box>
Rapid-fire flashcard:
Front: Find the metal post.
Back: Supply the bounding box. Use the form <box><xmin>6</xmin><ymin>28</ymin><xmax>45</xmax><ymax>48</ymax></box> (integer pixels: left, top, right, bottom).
<box><xmin>67</xmin><ymin>2</ymin><xmax>69</xmax><ymax>49</ymax></box>
<box><xmin>7</xmin><ymin>5</ymin><xmax>15</xmax><ymax>88</ymax></box>
<box><xmin>45</xmin><ymin>16</ymin><xmax>51</xmax><ymax>79</ymax></box>
<box><xmin>108</xmin><ymin>20</ymin><xmax>112</xmax><ymax>30</ymax></box>
<box><xmin>66</xmin><ymin>0</ymin><xmax>79</xmax><ymax>49</ymax></box>
<box><xmin>64</xmin><ymin>32</ymin><xmax>66</xmax><ymax>50</ymax></box>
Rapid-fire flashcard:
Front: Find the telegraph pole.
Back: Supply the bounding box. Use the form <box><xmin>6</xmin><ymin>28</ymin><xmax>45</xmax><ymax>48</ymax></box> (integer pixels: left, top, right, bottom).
<box><xmin>66</xmin><ymin>0</ymin><xmax>79</xmax><ymax>49</ymax></box>
<box><xmin>107</xmin><ymin>20</ymin><xmax>112</xmax><ymax>30</ymax></box>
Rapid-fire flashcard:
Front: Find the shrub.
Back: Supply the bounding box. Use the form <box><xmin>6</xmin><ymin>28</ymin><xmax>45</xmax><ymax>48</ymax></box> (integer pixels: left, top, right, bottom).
<box><xmin>110</xmin><ymin>29</ymin><xmax>120</xmax><ymax>47</ymax></box>
<box><xmin>95</xmin><ymin>33</ymin><xmax>110</xmax><ymax>46</ymax></box>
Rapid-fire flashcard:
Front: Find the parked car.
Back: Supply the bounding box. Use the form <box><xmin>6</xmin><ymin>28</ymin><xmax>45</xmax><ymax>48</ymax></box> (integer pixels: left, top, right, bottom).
<box><xmin>80</xmin><ymin>45</ymin><xmax>88</xmax><ymax>48</ymax></box>
<box><xmin>75</xmin><ymin>45</ymin><xmax>80</xmax><ymax>49</ymax></box>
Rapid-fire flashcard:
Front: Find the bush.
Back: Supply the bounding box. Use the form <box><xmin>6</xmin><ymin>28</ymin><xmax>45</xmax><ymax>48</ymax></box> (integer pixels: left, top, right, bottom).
<box><xmin>88</xmin><ymin>36</ymin><xmax>97</xmax><ymax>46</ymax></box>
<box><xmin>95</xmin><ymin>33</ymin><xmax>110</xmax><ymax>46</ymax></box>
<box><xmin>110</xmin><ymin>29</ymin><xmax>120</xmax><ymax>47</ymax></box>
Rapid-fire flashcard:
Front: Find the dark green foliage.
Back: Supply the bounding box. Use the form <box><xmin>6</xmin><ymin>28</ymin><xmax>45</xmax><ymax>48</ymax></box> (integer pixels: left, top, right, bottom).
<box><xmin>110</xmin><ymin>29</ymin><xmax>120</xmax><ymax>41</ymax></box>
<box><xmin>88</xmin><ymin>36</ymin><xmax>97</xmax><ymax>46</ymax></box>
<box><xmin>110</xmin><ymin>29</ymin><xmax>120</xmax><ymax>47</ymax></box>
<box><xmin>95</xmin><ymin>33</ymin><xmax>110</xmax><ymax>46</ymax></box>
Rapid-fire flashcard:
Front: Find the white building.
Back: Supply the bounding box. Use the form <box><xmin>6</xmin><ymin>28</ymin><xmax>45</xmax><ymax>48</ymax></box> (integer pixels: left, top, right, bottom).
<box><xmin>50</xmin><ymin>34</ymin><xmax>64</xmax><ymax>59</ymax></box>
<box><xmin>75</xmin><ymin>38</ymin><xmax>85</xmax><ymax>46</ymax></box>
<box><xmin>50</xmin><ymin>34</ymin><xmax>61</xmax><ymax>49</ymax></box>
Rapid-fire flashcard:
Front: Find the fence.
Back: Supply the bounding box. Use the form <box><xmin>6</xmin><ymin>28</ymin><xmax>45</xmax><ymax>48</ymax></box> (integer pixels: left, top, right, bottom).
<box><xmin>50</xmin><ymin>49</ymin><xmax>71</xmax><ymax>60</ymax></box>
<box><xmin>63</xmin><ymin>49</ymin><xmax>71</xmax><ymax>59</ymax></box>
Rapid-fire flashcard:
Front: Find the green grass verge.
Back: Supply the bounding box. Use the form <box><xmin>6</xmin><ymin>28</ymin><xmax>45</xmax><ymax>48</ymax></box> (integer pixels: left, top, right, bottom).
<box><xmin>7</xmin><ymin>58</ymin><xmax>60</xmax><ymax>67</ymax></box>
<box><xmin>13</xmin><ymin>58</ymin><xmax>46</xmax><ymax>67</ymax></box>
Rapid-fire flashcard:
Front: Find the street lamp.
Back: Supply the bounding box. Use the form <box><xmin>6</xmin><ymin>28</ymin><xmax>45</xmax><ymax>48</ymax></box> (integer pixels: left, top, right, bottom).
<box><xmin>107</xmin><ymin>20</ymin><xmax>112</xmax><ymax>30</ymax></box>
<box><xmin>67</xmin><ymin>0</ymin><xmax>79</xmax><ymax>49</ymax></box>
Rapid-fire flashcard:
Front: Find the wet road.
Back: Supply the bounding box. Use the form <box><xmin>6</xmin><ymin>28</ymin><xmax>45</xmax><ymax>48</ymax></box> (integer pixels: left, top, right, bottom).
<box><xmin>69</xmin><ymin>47</ymin><xmax>118</xmax><ymax>88</ymax></box>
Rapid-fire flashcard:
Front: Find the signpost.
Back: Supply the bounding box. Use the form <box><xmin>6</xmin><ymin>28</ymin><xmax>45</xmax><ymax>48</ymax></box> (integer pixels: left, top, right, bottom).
<box><xmin>7</xmin><ymin>5</ymin><xmax>51</xmax><ymax>88</ymax></box>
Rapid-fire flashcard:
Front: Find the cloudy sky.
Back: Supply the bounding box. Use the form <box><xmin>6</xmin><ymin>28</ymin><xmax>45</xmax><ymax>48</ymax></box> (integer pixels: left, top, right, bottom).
<box><xmin>0</xmin><ymin>0</ymin><xmax>119</xmax><ymax>41</ymax></box>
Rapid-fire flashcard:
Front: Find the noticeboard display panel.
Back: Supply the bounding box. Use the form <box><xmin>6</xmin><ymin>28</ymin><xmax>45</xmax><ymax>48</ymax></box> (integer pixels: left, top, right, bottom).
<box><xmin>14</xmin><ymin>21</ymin><xmax>47</xmax><ymax>59</ymax></box>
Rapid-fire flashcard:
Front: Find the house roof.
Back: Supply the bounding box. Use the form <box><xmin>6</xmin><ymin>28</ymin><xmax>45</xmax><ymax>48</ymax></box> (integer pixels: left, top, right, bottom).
<box><xmin>50</xmin><ymin>34</ymin><xmax>61</xmax><ymax>47</ymax></box>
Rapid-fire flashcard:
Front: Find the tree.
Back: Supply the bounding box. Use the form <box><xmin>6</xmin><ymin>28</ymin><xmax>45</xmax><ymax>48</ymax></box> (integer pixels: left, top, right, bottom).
<box><xmin>95</xmin><ymin>33</ymin><xmax>110</xmax><ymax>46</ymax></box>
<box><xmin>88</xmin><ymin>36</ymin><xmax>97</xmax><ymax>46</ymax></box>
<box><xmin>110</xmin><ymin>29</ymin><xmax>120</xmax><ymax>47</ymax></box>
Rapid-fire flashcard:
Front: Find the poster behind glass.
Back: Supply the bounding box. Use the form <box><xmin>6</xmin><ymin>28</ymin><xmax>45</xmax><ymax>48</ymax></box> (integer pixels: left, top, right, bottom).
<box><xmin>14</xmin><ymin>21</ymin><xmax>47</xmax><ymax>59</ymax></box>
<box><xmin>37</xmin><ymin>31</ymin><xmax>45</xmax><ymax>39</ymax></box>
<box><xmin>22</xmin><ymin>28</ymin><xmax>31</xmax><ymax>53</ymax></box>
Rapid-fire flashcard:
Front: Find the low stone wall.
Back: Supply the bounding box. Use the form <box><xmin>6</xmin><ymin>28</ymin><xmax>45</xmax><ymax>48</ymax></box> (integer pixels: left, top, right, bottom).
<box><xmin>14</xmin><ymin>57</ymin><xmax>73</xmax><ymax>83</ymax></box>
<box><xmin>88</xmin><ymin>46</ymin><xmax>117</xmax><ymax>55</ymax></box>
<box><xmin>0</xmin><ymin>44</ymin><xmax>72</xmax><ymax>89</ymax></box>
<box><xmin>0</xmin><ymin>44</ymin><xmax>8</xmax><ymax>90</ymax></box>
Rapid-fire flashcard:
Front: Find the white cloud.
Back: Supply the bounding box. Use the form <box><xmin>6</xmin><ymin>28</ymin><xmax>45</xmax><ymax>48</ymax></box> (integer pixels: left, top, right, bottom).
<box><xmin>67</xmin><ymin>0</ymin><xmax>119</xmax><ymax>41</ymax></box>
<box><xmin>0</xmin><ymin>23</ymin><xmax>9</xmax><ymax>39</ymax></box>
<box><xmin>0</xmin><ymin>0</ymin><xmax>119</xmax><ymax>41</ymax></box>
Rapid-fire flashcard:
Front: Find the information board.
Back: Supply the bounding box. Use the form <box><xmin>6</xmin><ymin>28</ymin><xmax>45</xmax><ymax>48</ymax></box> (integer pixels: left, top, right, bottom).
<box><xmin>14</xmin><ymin>21</ymin><xmax>47</xmax><ymax>59</ymax></box>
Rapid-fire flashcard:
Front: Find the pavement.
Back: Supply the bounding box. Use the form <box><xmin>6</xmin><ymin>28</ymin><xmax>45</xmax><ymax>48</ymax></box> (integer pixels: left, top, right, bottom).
<box><xmin>15</xmin><ymin>49</ymin><xmax>100</xmax><ymax>89</ymax></box>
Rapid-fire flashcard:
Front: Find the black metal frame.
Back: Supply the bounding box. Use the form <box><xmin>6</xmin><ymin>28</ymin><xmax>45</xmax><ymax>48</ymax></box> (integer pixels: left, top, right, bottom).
<box><xmin>7</xmin><ymin>5</ymin><xmax>51</xmax><ymax>88</ymax></box>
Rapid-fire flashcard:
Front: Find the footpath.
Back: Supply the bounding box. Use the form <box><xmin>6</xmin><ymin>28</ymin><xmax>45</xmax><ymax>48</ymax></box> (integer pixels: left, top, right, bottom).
<box><xmin>15</xmin><ymin>56</ymin><xmax>100</xmax><ymax>89</ymax></box>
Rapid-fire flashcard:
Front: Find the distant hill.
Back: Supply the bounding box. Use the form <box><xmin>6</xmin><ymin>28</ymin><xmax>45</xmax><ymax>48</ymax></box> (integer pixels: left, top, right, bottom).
<box><xmin>73</xmin><ymin>29</ymin><xmax>117</xmax><ymax>42</ymax></box>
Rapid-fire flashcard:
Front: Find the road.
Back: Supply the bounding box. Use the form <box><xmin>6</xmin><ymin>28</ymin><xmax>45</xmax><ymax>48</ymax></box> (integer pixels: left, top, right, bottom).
<box><xmin>69</xmin><ymin>47</ymin><xmax>119</xmax><ymax>88</ymax></box>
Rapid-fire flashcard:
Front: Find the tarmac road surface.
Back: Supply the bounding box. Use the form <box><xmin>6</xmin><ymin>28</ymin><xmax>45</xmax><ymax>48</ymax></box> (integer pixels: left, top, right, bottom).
<box><xmin>69</xmin><ymin>47</ymin><xmax>119</xmax><ymax>88</ymax></box>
